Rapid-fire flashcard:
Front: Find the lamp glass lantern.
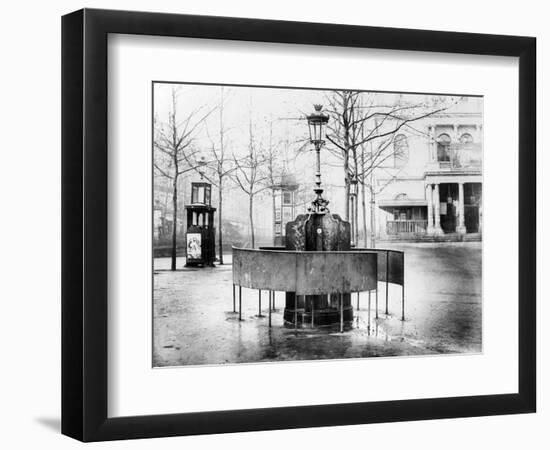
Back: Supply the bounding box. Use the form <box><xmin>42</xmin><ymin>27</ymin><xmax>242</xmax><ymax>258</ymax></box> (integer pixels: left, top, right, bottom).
<box><xmin>307</xmin><ymin>104</ymin><xmax>329</xmax><ymax>145</ymax></box>
<box><xmin>190</xmin><ymin>155</ymin><xmax>211</xmax><ymax>205</ymax></box>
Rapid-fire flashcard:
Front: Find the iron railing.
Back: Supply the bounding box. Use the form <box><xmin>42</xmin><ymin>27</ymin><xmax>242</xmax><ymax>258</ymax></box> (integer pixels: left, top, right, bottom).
<box><xmin>438</xmin><ymin>143</ymin><xmax>482</xmax><ymax>170</ymax></box>
<box><xmin>386</xmin><ymin>220</ymin><xmax>428</xmax><ymax>235</ymax></box>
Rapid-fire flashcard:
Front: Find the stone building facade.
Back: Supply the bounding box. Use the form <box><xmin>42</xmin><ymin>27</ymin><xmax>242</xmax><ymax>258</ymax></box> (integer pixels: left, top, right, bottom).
<box><xmin>375</xmin><ymin>97</ymin><xmax>482</xmax><ymax>241</ymax></box>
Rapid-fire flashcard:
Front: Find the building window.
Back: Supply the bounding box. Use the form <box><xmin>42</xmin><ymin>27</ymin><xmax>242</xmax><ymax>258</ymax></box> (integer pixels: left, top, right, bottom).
<box><xmin>455</xmin><ymin>133</ymin><xmax>478</xmax><ymax>168</ymax></box>
<box><xmin>282</xmin><ymin>191</ymin><xmax>292</xmax><ymax>205</ymax></box>
<box><xmin>393</xmin><ymin>134</ymin><xmax>409</xmax><ymax>168</ymax></box>
<box><xmin>437</xmin><ymin>133</ymin><xmax>451</xmax><ymax>162</ymax></box>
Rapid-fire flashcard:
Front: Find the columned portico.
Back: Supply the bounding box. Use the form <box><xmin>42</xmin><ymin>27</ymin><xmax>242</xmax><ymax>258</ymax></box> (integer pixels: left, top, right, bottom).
<box><xmin>426</xmin><ymin>183</ymin><xmax>444</xmax><ymax>236</ymax></box>
<box><xmin>456</xmin><ymin>182</ymin><xmax>467</xmax><ymax>234</ymax></box>
<box><xmin>432</xmin><ymin>184</ymin><xmax>444</xmax><ymax>235</ymax></box>
<box><xmin>376</xmin><ymin>101</ymin><xmax>483</xmax><ymax>242</ymax></box>
<box><xmin>426</xmin><ymin>184</ymin><xmax>434</xmax><ymax>234</ymax></box>
<box><xmin>423</xmin><ymin>175</ymin><xmax>481</xmax><ymax>237</ymax></box>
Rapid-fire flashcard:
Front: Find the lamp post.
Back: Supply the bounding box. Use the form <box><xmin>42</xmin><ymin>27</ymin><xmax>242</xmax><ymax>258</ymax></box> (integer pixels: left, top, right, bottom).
<box><xmin>306</xmin><ymin>105</ymin><xmax>330</xmax><ymax>214</ymax></box>
<box><xmin>282</xmin><ymin>105</ymin><xmax>355</xmax><ymax>328</ymax></box>
<box><xmin>349</xmin><ymin>174</ymin><xmax>358</xmax><ymax>246</ymax></box>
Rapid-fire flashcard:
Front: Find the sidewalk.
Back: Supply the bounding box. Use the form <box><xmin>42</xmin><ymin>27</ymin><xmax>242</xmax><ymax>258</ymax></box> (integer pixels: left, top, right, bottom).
<box><xmin>153</xmin><ymin>242</ymin><xmax>482</xmax><ymax>366</ymax></box>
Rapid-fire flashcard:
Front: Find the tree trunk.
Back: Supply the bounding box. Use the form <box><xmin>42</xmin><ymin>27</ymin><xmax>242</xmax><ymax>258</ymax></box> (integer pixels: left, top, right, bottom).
<box><xmin>349</xmin><ymin>195</ymin><xmax>354</xmax><ymax>245</ymax></box>
<box><xmin>343</xmin><ymin>152</ymin><xmax>350</xmax><ymax>221</ymax></box>
<box><xmin>361</xmin><ymin>180</ymin><xmax>367</xmax><ymax>248</ymax></box>
<box><xmin>171</xmin><ymin>174</ymin><xmax>178</xmax><ymax>271</ymax></box>
<box><xmin>370</xmin><ymin>187</ymin><xmax>376</xmax><ymax>249</ymax></box>
<box><xmin>272</xmin><ymin>188</ymin><xmax>276</xmax><ymax>245</ymax></box>
<box><xmin>217</xmin><ymin>177</ymin><xmax>224</xmax><ymax>264</ymax></box>
<box><xmin>352</xmin><ymin>150</ymin><xmax>359</xmax><ymax>246</ymax></box>
<box><xmin>249</xmin><ymin>194</ymin><xmax>255</xmax><ymax>248</ymax></box>
<box><xmin>359</xmin><ymin>143</ymin><xmax>368</xmax><ymax>248</ymax></box>
<box><xmin>354</xmin><ymin>190</ymin><xmax>359</xmax><ymax>246</ymax></box>
<box><xmin>218</xmin><ymin>87</ymin><xmax>225</xmax><ymax>264</ymax></box>
<box><xmin>368</xmin><ymin>140</ymin><xmax>376</xmax><ymax>248</ymax></box>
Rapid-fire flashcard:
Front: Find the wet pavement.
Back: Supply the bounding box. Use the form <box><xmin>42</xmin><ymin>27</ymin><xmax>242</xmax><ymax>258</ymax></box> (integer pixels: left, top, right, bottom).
<box><xmin>153</xmin><ymin>242</ymin><xmax>482</xmax><ymax>367</ymax></box>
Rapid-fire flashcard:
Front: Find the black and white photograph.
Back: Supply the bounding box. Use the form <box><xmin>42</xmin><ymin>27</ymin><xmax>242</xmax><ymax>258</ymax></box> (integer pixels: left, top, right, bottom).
<box><xmin>0</xmin><ymin>0</ymin><xmax>541</xmax><ymax>447</ymax></box>
<box><xmin>152</xmin><ymin>83</ymin><xmax>483</xmax><ymax>367</ymax></box>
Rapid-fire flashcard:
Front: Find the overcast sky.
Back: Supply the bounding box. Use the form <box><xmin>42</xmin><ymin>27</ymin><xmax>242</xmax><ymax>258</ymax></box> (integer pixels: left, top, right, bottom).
<box><xmin>152</xmin><ymin>83</ymin><xmax>480</xmax><ymax>227</ymax></box>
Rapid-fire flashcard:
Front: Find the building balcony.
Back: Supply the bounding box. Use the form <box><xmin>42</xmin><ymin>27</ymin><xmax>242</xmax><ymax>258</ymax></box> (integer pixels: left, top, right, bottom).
<box><xmin>426</xmin><ymin>142</ymin><xmax>482</xmax><ymax>174</ymax></box>
<box><xmin>386</xmin><ymin>220</ymin><xmax>428</xmax><ymax>236</ymax></box>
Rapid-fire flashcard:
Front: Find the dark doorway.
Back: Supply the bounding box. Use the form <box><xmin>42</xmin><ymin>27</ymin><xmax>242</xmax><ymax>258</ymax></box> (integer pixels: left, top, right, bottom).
<box><xmin>439</xmin><ymin>183</ymin><xmax>458</xmax><ymax>233</ymax></box>
<box><xmin>464</xmin><ymin>183</ymin><xmax>482</xmax><ymax>233</ymax></box>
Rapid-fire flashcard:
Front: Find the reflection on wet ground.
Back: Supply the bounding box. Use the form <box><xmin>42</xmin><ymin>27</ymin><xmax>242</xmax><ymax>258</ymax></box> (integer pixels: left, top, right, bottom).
<box><xmin>153</xmin><ymin>242</ymin><xmax>482</xmax><ymax>366</ymax></box>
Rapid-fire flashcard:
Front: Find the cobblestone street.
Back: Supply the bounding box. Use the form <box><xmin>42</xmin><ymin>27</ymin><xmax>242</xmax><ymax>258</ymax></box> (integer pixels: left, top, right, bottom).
<box><xmin>153</xmin><ymin>242</ymin><xmax>481</xmax><ymax>366</ymax></box>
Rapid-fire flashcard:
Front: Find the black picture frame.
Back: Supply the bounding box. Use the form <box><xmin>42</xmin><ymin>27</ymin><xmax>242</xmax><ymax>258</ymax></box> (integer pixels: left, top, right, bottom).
<box><xmin>61</xmin><ymin>8</ymin><xmax>536</xmax><ymax>442</ymax></box>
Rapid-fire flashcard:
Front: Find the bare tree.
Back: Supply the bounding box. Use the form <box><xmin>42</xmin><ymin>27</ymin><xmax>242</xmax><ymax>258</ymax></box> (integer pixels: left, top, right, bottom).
<box><xmin>263</xmin><ymin>119</ymin><xmax>298</xmax><ymax>241</ymax></box>
<box><xmin>231</xmin><ymin>114</ymin><xmax>269</xmax><ymax>248</ymax></box>
<box><xmin>194</xmin><ymin>87</ymin><xmax>236</xmax><ymax>264</ymax></box>
<box><xmin>359</xmin><ymin>143</ymin><xmax>369</xmax><ymax>247</ymax></box>
<box><xmin>154</xmin><ymin>86</ymin><xmax>214</xmax><ymax>270</ymax></box>
<box><xmin>324</xmin><ymin>91</ymin><xmax>362</xmax><ymax>221</ymax></box>
<box><xmin>265</xmin><ymin>121</ymin><xmax>279</xmax><ymax>241</ymax></box>
<box><xmin>325</xmin><ymin>91</ymin><xmax>457</xmax><ymax>245</ymax></box>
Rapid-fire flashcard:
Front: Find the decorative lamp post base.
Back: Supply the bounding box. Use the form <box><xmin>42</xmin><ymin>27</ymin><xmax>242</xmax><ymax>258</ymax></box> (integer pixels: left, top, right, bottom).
<box><xmin>283</xmin><ymin>294</ymin><xmax>354</xmax><ymax>327</ymax></box>
<box><xmin>282</xmin><ymin>212</ymin><xmax>354</xmax><ymax>329</ymax></box>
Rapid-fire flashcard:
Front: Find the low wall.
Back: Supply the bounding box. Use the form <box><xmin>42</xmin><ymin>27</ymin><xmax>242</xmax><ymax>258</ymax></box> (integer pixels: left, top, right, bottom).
<box><xmin>232</xmin><ymin>247</ymin><xmax>378</xmax><ymax>295</ymax></box>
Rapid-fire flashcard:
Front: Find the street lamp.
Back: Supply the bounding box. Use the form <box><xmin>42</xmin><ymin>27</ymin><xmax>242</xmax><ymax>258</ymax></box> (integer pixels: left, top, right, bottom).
<box><xmin>306</xmin><ymin>104</ymin><xmax>330</xmax><ymax>213</ymax></box>
<box><xmin>185</xmin><ymin>154</ymin><xmax>216</xmax><ymax>267</ymax></box>
<box><xmin>307</xmin><ymin>104</ymin><xmax>329</xmax><ymax>144</ymax></box>
<box><xmin>192</xmin><ymin>155</ymin><xmax>211</xmax><ymax>205</ymax></box>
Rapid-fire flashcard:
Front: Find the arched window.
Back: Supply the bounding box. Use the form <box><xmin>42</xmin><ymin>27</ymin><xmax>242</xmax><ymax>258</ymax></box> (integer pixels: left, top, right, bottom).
<box><xmin>393</xmin><ymin>134</ymin><xmax>409</xmax><ymax>168</ymax></box>
<box><xmin>437</xmin><ymin>133</ymin><xmax>451</xmax><ymax>162</ymax></box>
<box><xmin>456</xmin><ymin>132</ymin><xmax>478</xmax><ymax>168</ymax></box>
